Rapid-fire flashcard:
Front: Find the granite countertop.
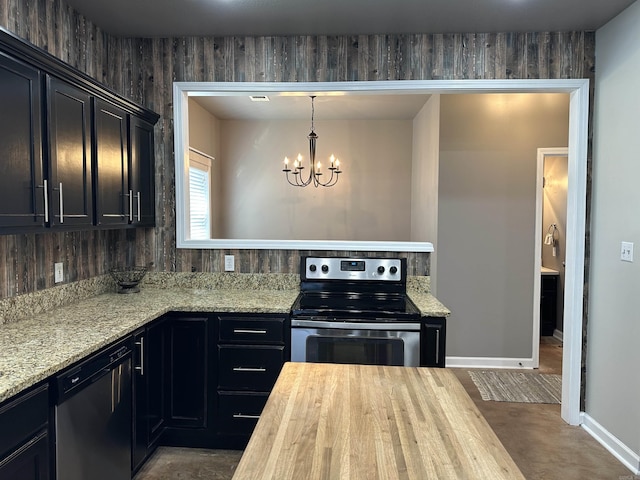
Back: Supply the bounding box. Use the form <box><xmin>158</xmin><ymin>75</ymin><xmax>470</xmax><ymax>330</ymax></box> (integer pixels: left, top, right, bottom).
<box><xmin>541</xmin><ymin>266</ymin><xmax>560</xmax><ymax>275</ymax></box>
<box><xmin>0</xmin><ymin>287</ymin><xmax>298</xmax><ymax>404</ymax></box>
<box><xmin>1</xmin><ymin>276</ymin><xmax>450</xmax><ymax>405</ymax></box>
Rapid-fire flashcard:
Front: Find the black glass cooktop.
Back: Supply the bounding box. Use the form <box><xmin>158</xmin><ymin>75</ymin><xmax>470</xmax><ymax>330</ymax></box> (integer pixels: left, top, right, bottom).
<box><xmin>291</xmin><ymin>291</ymin><xmax>420</xmax><ymax>320</ymax></box>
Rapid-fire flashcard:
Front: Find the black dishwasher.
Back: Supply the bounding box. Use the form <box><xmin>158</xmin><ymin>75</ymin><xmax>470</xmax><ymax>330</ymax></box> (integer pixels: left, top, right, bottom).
<box><xmin>55</xmin><ymin>338</ymin><xmax>132</xmax><ymax>480</ymax></box>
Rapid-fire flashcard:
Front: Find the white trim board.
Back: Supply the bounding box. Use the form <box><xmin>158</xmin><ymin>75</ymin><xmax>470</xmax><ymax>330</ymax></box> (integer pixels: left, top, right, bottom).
<box><xmin>581</xmin><ymin>413</ymin><xmax>640</xmax><ymax>475</ymax></box>
<box><xmin>446</xmin><ymin>356</ymin><xmax>537</xmax><ymax>369</ymax></box>
<box><xmin>174</xmin><ymin>78</ymin><xmax>590</xmax><ymax>427</ymax></box>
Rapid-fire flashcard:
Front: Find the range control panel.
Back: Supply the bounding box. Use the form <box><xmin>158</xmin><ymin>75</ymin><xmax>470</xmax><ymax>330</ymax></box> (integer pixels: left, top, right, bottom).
<box><xmin>303</xmin><ymin>257</ymin><xmax>403</xmax><ymax>281</ymax></box>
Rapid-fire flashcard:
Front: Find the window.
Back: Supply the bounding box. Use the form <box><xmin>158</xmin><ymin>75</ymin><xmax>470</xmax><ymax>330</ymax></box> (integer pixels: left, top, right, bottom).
<box><xmin>188</xmin><ymin>150</ymin><xmax>212</xmax><ymax>239</ymax></box>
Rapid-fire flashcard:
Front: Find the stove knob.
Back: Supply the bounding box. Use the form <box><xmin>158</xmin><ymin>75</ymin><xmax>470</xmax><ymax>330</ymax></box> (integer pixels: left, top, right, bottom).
<box><xmin>390</xmin><ymin>266</ymin><xmax>398</xmax><ymax>275</ymax></box>
<box><xmin>321</xmin><ymin>264</ymin><xmax>329</xmax><ymax>273</ymax></box>
<box><xmin>309</xmin><ymin>264</ymin><xmax>317</xmax><ymax>272</ymax></box>
<box><xmin>377</xmin><ymin>266</ymin><xmax>385</xmax><ymax>274</ymax></box>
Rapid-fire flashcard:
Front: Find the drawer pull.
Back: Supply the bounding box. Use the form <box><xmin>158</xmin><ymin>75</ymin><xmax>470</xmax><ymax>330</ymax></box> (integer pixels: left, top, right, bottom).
<box><xmin>233</xmin><ymin>329</ymin><xmax>268</xmax><ymax>335</ymax></box>
<box><xmin>233</xmin><ymin>413</ymin><xmax>260</xmax><ymax>420</ymax></box>
<box><xmin>233</xmin><ymin>367</ymin><xmax>267</xmax><ymax>373</ymax></box>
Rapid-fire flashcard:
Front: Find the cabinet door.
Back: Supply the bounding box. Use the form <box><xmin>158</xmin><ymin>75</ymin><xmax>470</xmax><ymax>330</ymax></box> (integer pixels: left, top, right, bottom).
<box><xmin>0</xmin><ymin>431</ymin><xmax>49</xmax><ymax>480</ymax></box>
<box><xmin>421</xmin><ymin>317</ymin><xmax>446</xmax><ymax>368</ymax></box>
<box><xmin>46</xmin><ymin>77</ymin><xmax>93</xmax><ymax>227</ymax></box>
<box><xmin>133</xmin><ymin>321</ymin><xmax>167</xmax><ymax>472</ymax></box>
<box><xmin>0</xmin><ymin>53</ymin><xmax>45</xmax><ymax>231</ymax></box>
<box><xmin>94</xmin><ymin>99</ymin><xmax>129</xmax><ymax>226</ymax></box>
<box><xmin>129</xmin><ymin>117</ymin><xmax>155</xmax><ymax>226</ymax></box>
<box><xmin>166</xmin><ymin>317</ymin><xmax>208</xmax><ymax>428</ymax></box>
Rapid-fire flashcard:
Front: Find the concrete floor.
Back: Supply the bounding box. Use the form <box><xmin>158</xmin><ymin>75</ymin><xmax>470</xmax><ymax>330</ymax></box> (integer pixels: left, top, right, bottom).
<box><xmin>135</xmin><ymin>339</ymin><xmax>632</xmax><ymax>479</ymax></box>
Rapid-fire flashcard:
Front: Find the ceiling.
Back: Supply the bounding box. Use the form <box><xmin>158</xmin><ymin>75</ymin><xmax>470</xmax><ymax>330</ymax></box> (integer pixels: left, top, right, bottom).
<box><xmin>62</xmin><ymin>0</ymin><xmax>635</xmax><ymax>38</ymax></box>
<box><xmin>191</xmin><ymin>94</ymin><xmax>432</xmax><ymax>121</ymax></box>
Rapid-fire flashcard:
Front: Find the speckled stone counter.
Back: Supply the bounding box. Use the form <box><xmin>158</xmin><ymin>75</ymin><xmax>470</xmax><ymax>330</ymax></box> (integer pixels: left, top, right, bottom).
<box><xmin>0</xmin><ymin>273</ymin><xmax>450</xmax><ymax>405</ymax></box>
<box><xmin>0</xmin><ymin>287</ymin><xmax>298</xmax><ymax>404</ymax></box>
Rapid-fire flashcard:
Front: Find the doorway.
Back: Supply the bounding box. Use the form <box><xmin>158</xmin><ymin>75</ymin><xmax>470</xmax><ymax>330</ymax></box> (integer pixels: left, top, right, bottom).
<box><xmin>534</xmin><ymin>148</ymin><xmax>568</xmax><ymax>376</ymax></box>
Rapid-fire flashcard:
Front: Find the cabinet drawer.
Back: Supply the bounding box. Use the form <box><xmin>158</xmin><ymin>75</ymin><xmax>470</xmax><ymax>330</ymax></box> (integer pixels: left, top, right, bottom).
<box><xmin>217</xmin><ymin>392</ymin><xmax>269</xmax><ymax>435</ymax></box>
<box><xmin>0</xmin><ymin>384</ymin><xmax>48</xmax><ymax>459</ymax></box>
<box><xmin>218</xmin><ymin>346</ymin><xmax>284</xmax><ymax>391</ymax></box>
<box><xmin>219</xmin><ymin>316</ymin><xmax>285</xmax><ymax>344</ymax></box>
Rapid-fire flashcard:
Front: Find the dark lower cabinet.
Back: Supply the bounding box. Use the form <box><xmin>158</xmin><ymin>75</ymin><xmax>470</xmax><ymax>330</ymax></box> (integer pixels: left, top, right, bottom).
<box><xmin>421</xmin><ymin>317</ymin><xmax>446</xmax><ymax>368</ymax></box>
<box><xmin>216</xmin><ymin>314</ymin><xmax>288</xmax><ymax>448</ymax></box>
<box><xmin>540</xmin><ymin>275</ymin><xmax>558</xmax><ymax>336</ymax></box>
<box><xmin>217</xmin><ymin>392</ymin><xmax>269</xmax><ymax>436</ymax></box>
<box><xmin>0</xmin><ymin>384</ymin><xmax>49</xmax><ymax>480</ymax></box>
<box><xmin>132</xmin><ymin>318</ymin><xmax>167</xmax><ymax>473</ymax></box>
<box><xmin>162</xmin><ymin>315</ymin><xmax>212</xmax><ymax>447</ymax></box>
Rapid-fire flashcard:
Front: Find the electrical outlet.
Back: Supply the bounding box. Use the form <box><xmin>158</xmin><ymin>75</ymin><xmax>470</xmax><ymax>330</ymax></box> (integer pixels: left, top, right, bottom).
<box><xmin>621</xmin><ymin>241</ymin><xmax>634</xmax><ymax>262</ymax></box>
<box><xmin>224</xmin><ymin>255</ymin><xmax>235</xmax><ymax>272</ymax></box>
<box><xmin>54</xmin><ymin>262</ymin><xmax>64</xmax><ymax>283</ymax></box>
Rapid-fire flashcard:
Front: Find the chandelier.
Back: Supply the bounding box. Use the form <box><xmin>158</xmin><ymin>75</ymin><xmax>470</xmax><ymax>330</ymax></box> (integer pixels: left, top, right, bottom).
<box><xmin>282</xmin><ymin>96</ymin><xmax>342</xmax><ymax>187</ymax></box>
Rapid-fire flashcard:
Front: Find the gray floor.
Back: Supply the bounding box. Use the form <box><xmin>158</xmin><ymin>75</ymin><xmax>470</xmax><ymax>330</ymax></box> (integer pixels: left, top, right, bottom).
<box><xmin>135</xmin><ymin>340</ymin><xmax>632</xmax><ymax>479</ymax></box>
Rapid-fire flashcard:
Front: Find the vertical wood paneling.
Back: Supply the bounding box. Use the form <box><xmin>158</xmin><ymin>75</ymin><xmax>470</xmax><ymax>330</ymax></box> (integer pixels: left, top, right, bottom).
<box><xmin>0</xmin><ymin>0</ymin><xmax>595</xmax><ymax>299</ymax></box>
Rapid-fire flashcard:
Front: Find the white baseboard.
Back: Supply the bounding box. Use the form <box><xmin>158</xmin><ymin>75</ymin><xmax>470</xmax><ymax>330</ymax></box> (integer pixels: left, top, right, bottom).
<box><xmin>553</xmin><ymin>329</ymin><xmax>564</xmax><ymax>342</ymax></box>
<box><xmin>445</xmin><ymin>356</ymin><xmax>535</xmax><ymax>369</ymax></box>
<box><xmin>581</xmin><ymin>413</ymin><xmax>640</xmax><ymax>475</ymax></box>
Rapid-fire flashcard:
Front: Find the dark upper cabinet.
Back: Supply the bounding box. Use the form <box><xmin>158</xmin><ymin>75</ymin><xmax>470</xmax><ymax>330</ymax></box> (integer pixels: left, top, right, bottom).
<box><xmin>0</xmin><ymin>52</ymin><xmax>45</xmax><ymax>231</ymax></box>
<box><xmin>129</xmin><ymin>117</ymin><xmax>156</xmax><ymax>227</ymax></box>
<box><xmin>46</xmin><ymin>77</ymin><xmax>93</xmax><ymax>228</ymax></box>
<box><xmin>0</xmin><ymin>29</ymin><xmax>159</xmax><ymax>235</ymax></box>
<box><xmin>94</xmin><ymin>99</ymin><xmax>129</xmax><ymax>226</ymax></box>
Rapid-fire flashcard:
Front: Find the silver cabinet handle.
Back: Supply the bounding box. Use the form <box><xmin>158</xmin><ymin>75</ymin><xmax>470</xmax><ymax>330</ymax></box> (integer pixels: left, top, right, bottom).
<box><xmin>233</xmin><ymin>413</ymin><xmax>260</xmax><ymax>420</ymax></box>
<box><xmin>135</xmin><ymin>337</ymin><xmax>144</xmax><ymax>376</ymax></box>
<box><xmin>136</xmin><ymin>192</ymin><xmax>141</xmax><ymax>221</ymax></box>
<box><xmin>39</xmin><ymin>179</ymin><xmax>49</xmax><ymax>223</ymax></box>
<box><xmin>233</xmin><ymin>329</ymin><xmax>267</xmax><ymax>335</ymax></box>
<box><xmin>59</xmin><ymin>182</ymin><xmax>64</xmax><ymax>223</ymax></box>
<box><xmin>129</xmin><ymin>189</ymin><xmax>133</xmax><ymax>222</ymax></box>
<box><xmin>232</xmin><ymin>367</ymin><xmax>266</xmax><ymax>372</ymax></box>
<box><xmin>435</xmin><ymin>329</ymin><xmax>440</xmax><ymax>365</ymax></box>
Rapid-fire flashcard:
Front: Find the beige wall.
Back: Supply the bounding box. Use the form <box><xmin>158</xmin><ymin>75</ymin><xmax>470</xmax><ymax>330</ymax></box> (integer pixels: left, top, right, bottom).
<box><xmin>591</xmin><ymin>0</ymin><xmax>640</xmax><ymax>459</ymax></box>
<box><xmin>411</xmin><ymin>95</ymin><xmax>440</xmax><ymax>283</ymax></box>
<box><xmin>437</xmin><ymin>93</ymin><xmax>569</xmax><ymax>360</ymax></box>
<box><xmin>218</xmin><ymin>118</ymin><xmax>414</xmax><ymax>241</ymax></box>
<box><xmin>188</xmin><ymin>99</ymin><xmax>222</xmax><ymax>237</ymax></box>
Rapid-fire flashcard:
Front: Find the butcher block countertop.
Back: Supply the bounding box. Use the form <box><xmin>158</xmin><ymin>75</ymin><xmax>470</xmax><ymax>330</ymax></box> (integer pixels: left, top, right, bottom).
<box><xmin>234</xmin><ymin>363</ymin><xmax>524</xmax><ymax>480</ymax></box>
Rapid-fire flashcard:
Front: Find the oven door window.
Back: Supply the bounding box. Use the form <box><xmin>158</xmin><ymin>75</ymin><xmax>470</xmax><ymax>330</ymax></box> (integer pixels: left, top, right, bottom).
<box><xmin>307</xmin><ymin>335</ymin><xmax>405</xmax><ymax>366</ymax></box>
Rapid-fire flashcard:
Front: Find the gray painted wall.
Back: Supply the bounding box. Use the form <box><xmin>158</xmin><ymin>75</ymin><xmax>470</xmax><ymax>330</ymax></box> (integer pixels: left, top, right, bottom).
<box><xmin>437</xmin><ymin>93</ymin><xmax>569</xmax><ymax>360</ymax></box>
<box><xmin>591</xmin><ymin>0</ymin><xmax>640</xmax><ymax>458</ymax></box>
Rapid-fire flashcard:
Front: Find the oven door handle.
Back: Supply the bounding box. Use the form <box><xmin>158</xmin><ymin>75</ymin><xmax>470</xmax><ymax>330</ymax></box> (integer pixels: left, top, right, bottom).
<box><xmin>291</xmin><ymin>319</ymin><xmax>420</xmax><ymax>330</ymax></box>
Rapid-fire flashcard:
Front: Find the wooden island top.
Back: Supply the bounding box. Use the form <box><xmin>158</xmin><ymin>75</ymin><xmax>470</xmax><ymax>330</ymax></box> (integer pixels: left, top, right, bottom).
<box><xmin>233</xmin><ymin>362</ymin><xmax>525</xmax><ymax>480</ymax></box>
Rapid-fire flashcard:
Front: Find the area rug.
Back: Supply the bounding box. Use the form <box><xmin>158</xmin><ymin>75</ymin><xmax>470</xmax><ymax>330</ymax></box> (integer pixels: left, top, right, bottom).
<box><xmin>468</xmin><ymin>371</ymin><xmax>562</xmax><ymax>404</ymax></box>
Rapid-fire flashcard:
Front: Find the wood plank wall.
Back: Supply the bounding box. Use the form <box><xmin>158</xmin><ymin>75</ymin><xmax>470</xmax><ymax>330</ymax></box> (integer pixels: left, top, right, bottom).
<box><xmin>0</xmin><ymin>0</ymin><xmax>595</xmax><ymax>300</ymax></box>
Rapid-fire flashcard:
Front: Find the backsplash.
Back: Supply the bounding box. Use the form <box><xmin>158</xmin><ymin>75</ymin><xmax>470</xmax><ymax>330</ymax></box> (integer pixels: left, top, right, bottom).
<box><xmin>0</xmin><ymin>0</ymin><xmax>594</xmax><ymax>302</ymax></box>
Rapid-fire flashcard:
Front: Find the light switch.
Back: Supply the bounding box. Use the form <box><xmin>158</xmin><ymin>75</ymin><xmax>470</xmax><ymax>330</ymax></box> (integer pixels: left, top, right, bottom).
<box><xmin>620</xmin><ymin>241</ymin><xmax>634</xmax><ymax>262</ymax></box>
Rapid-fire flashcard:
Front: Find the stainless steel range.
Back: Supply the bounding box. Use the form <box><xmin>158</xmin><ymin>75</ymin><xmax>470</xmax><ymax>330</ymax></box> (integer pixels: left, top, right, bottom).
<box><xmin>290</xmin><ymin>256</ymin><xmax>422</xmax><ymax>366</ymax></box>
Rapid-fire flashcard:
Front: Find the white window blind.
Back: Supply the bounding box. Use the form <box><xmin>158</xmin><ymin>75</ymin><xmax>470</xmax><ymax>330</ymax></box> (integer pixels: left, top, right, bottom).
<box><xmin>188</xmin><ymin>150</ymin><xmax>212</xmax><ymax>240</ymax></box>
